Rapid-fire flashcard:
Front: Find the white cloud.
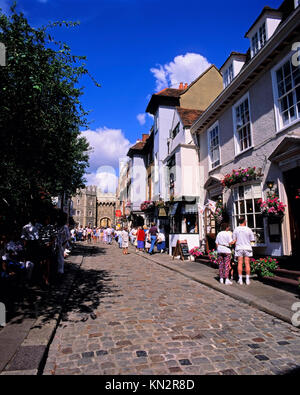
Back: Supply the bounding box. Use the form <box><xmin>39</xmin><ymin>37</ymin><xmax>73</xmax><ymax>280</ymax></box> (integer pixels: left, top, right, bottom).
<box><xmin>85</xmin><ymin>166</ymin><xmax>118</xmax><ymax>194</ymax></box>
<box><xmin>82</xmin><ymin>127</ymin><xmax>132</xmax><ymax>173</ymax></box>
<box><xmin>82</xmin><ymin>127</ymin><xmax>132</xmax><ymax>192</ymax></box>
<box><xmin>137</xmin><ymin>113</ymin><xmax>146</xmax><ymax>126</ymax></box>
<box><xmin>150</xmin><ymin>52</ymin><xmax>211</xmax><ymax>92</ymax></box>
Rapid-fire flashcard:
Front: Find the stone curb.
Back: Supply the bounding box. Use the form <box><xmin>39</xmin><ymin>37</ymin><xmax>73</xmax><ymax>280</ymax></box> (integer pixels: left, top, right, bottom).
<box><xmin>134</xmin><ymin>249</ymin><xmax>293</xmax><ymax>326</ymax></box>
<box><xmin>0</xmin><ymin>254</ymin><xmax>85</xmax><ymax>376</ymax></box>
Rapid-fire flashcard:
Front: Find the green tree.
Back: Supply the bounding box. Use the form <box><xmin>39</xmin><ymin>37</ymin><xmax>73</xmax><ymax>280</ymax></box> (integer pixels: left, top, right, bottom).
<box><xmin>0</xmin><ymin>4</ymin><xmax>99</xmax><ymax>229</ymax></box>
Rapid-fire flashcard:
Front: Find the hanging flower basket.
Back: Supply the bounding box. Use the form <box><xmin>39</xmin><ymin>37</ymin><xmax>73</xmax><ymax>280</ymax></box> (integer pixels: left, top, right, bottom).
<box><xmin>258</xmin><ymin>193</ymin><xmax>286</xmax><ymax>221</ymax></box>
<box><xmin>221</xmin><ymin>167</ymin><xmax>259</xmax><ymax>189</ymax></box>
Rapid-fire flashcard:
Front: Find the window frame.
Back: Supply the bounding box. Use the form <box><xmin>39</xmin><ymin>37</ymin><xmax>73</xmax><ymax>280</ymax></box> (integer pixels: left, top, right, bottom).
<box><xmin>271</xmin><ymin>51</ymin><xmax>300</xmax><ymax>133</ymax></box>
<box><xmin>232</xmin><ymin>92</ymin><xmax>253</xmax><ymax>156</ymax></box>
<box><xmin>207</xmin><ymin>121</ymin><xmax>221</xmax><ymax>171</ymax></box>
<box><xmin>232</xmin><ymin>182</ymin><xmax>266</xmax><ymax>247</ymax></box>
<box><xmin>250</xmin><ymin>21</ymin><xmax>267</xmax><ymax>58</ymax></box>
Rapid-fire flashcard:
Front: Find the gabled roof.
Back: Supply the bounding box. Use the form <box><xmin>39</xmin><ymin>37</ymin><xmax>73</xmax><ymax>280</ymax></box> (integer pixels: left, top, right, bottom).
<box><xmin>146</xmin><ymin>65</ymin><xmax>221</xmax><ymax>115</ymax></box>
<box><xmin>220</xmin><ymin>52</ymin><xmax>247</xmax><ymax>72</ymax></box>
<box><xmin>127</xmin><ymin>140</ymin><xmax>147</xmax><ymax>157</ymax></box>
<box><xmin>176</xmin><ymin>107</ymin><xmax>203</xmax><ymax>128</ymax></box>
<box><xmin>245</xmin><ymin>6</ymin><xmax>282</xmax><ymax>38</ymax></box>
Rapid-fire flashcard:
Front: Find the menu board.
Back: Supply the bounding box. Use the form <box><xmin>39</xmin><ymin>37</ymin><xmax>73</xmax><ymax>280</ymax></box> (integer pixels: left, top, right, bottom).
<box><xmin>173</xmin><ymin>240</ymin><xmax>190</xmax><ymax>261</ymax></box>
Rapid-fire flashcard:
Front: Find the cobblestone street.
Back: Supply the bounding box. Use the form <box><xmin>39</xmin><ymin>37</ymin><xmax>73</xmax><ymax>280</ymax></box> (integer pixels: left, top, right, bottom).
<box><xmin>43</xmin><ymin>243</ymin><xmax>300</xmax><ymax>375</ymax></box>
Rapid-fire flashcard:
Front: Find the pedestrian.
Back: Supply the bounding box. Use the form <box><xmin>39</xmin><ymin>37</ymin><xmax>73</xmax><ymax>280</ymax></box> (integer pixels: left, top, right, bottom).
<box><xmin>232</xmin><ymin>217</ymin><xmax>256</xmax><ymax>285</ymax></box>
<box><xmin>215</xmin><ymin>223</ymin><xmax>234</xmax><ymax>285</ymax></box>
<box><xmin>137</xmin><ymin>226</ymin><xmax>145</xmax><ymax>252</ymax></box>
<box><xmin>144</xmin><ymin>225</ymin><xmax>151</xmax><ymax>253</ymax></box>
<box><xmin>103</xmin><ymin>228</ymin><xmax>108</xmax><ymax>244</ymax></box>
<box><xmin>116</xmin><ymin>228</ymin><xmax>122</xmax><ymax>248</ymax></box>
<box><xmin>56</xmin><ymin>213</ymin><xmax>71</xmax><ymax>277</ymax></box>
<box><xmin>121</xmin><ymin>227</ymin><xmax>129</xmax><ymax>255</ymax></box>
<box><xmin>107</xmin><ymin>226</ymin><xmax>113</xmax><ymax>245</ymax></box>
<box><xmin>87</xmin><ymin>227</ymin><xmax>92</xmax><ymax>243</ymax></box>
<box><xmin>149</xmin><ymin>222</ymin><xmax>158</xmax><ymax>255</ymax></box>
<box><xmin>156</xmin><ymin>230</ymin><xmax>166</xmax><ymax>253</ymax></box>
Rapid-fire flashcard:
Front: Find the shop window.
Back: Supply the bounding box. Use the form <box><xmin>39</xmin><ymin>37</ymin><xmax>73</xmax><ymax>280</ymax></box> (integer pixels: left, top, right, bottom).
<box><xmin>232</xmin><ymin>184</ymin><xmax>265</xmax><ymax>245</ymax></box>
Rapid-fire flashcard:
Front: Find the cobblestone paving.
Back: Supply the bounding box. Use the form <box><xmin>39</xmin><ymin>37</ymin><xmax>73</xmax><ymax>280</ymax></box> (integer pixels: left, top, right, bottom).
<box><xmin>43</xmin><ymin>243</ymin><xmax>300</xmax><ymax>375</ymax></box>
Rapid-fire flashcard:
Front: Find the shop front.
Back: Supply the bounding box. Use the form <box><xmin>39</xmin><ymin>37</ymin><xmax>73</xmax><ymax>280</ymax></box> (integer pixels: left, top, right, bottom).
<box><xmin>168</xmin><ymin>199</ymin><xmax>200</xmax><ymax>255</ymax></box>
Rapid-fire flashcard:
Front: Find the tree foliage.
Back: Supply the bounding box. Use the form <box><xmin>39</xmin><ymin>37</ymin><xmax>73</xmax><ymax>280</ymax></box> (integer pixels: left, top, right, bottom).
<box><xmin>0</xmin><ymin>4</ymin><xmax>99</xmax><ymax>228</ymax></box>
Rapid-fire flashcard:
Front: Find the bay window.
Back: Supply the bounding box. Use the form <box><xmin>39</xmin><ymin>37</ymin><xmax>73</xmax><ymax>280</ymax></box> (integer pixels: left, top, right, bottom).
<box><xmin>232</xmin><ymin>184</ymin><xmax>265</xmax><ymax>245</ymax></box>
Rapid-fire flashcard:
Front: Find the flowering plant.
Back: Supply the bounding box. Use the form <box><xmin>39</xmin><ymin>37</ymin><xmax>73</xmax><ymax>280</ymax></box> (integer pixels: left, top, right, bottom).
<box><xmin>296</xmin><ymin>189</ymin><xmax>300</xmax><ymax>200</ymax></box>
<box><xmin>213</xmin><ymin>201</ymin><xmax>224</xmax><ymax>224</ymax></box>
<box><xmin>221</xmin><ymin>167</ymin><xmax>258</xmax><ymax>189</ymax></box>
<box><xmin>140</xmin><ymin>201</ymin><xmax>155</xmax><ymax>211</ymax></box>
<box><xmin>250</xmin><ymin>256</ymin><xmax>278</xmax><ymax>277</ymax></box>
<box><xmin>189</xmin><ymin>247</ymin><xmax>204</xmax><ymax>258</ymax></box>
<box><xmin>208</xmin><ymin>250</ymin><xmax>218</xmax><ymax>265</ymax></box>
<box><xmin>258</xmin><ymin>193</ymin><xmax>286</xmax><ymax>217</ymax></box>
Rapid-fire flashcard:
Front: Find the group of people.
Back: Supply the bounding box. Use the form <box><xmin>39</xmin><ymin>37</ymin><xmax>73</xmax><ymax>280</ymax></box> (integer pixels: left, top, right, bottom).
<box><xmin>73</xmin><ymin>222</ymin><xmax>167</xmax><ymax>256</ymax></box>
<box><xmin>70</xmin><ymin>226</ymin><xmax>116</xmax><ymax>245</ymax></box>
<box><xmin>215</xmin><ymin>217</ymin><xmax>256</xmax><ymax>286</ymax></box>
<box><xmin>0</xmin><ymin>210</ymin><xmax>72</xmax><ymax>293</ymax></box>
<box><xmin>115</xmin><ymin>223</ymin><xmax>166</xmax><ymax>256</ymax></box>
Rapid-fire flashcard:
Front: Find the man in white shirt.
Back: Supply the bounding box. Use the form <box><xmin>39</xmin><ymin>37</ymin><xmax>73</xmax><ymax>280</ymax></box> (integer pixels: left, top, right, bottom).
<box><xmin>232</xmin><ymin>217</ymin><xmax>256</xmax><ymax>285</ymax></box>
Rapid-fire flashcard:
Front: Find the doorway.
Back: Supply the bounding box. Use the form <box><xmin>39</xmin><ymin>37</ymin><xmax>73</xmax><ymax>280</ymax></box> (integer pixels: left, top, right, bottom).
<box><xmin>283</xmin><ymin>168</ymin><xmax>300</xmax><ymax>258</ymax></box>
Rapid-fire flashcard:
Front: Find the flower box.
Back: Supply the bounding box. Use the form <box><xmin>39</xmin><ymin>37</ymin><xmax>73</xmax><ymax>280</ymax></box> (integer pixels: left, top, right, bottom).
<box><xmin>221</xmin><ymin>167</ymin><xmax>259</xmax><ymax>189</ymax></box>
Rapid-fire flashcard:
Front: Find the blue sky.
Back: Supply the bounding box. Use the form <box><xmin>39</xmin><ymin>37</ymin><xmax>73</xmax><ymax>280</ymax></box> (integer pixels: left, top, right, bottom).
<box><xmin>1</xmin><ymin>0</ymin><xmax>283</xmax><ymax>191</ymax></box>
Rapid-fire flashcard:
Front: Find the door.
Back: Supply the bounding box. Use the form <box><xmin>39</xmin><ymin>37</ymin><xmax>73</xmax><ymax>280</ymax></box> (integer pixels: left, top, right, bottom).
<box><xmin>284</xmin><ymin>168</ymin><xmax>300</xmax><ymax>258</ymax></box>
<box><xmin>204</xmin><ymin>207</ymin><xmax>216</xmax><ymax>253</ymax></box>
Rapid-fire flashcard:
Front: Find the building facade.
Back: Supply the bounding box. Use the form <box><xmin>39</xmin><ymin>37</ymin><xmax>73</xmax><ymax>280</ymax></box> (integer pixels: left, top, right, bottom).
<box><xmin>191</xmin><ymin>0</ymin><xmax>300</xmax><ymax>258</ymax></box>
<box><xmin>72</xmin><ymin>187</ymin><xmax>117</xmax><ymax>228</ymax></box>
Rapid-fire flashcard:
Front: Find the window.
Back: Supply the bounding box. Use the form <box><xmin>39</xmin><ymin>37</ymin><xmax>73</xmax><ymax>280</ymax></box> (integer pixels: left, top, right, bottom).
<box><xmin>89</xmin><ymin>211</ymin><xmax>92</xmax><ymax>217</ymax></box>
<box><xmin>273</xmin><ymin>56</ymin><xmax>300</xmax><ymax>129</ymax></box>
<box><xmin>168</xmin><ymin>155</ymin><xmax>176</xmax><ymax>197</ymax></box>
<box><xmin>233</xmin><ymin>95</ymin><xmax>252</xmax><ymax>154</ymax></box>
<box><xmin>76</xmin><ymin>210</ymin><xmax>81</xmax><ymax>216</ymax></box>
<box><xmin>208</xmin><ymin>123</ymin><xmax>220</xmax><ymax>169</ymax></box>
<box><xmin>251</xmin><ymin>22</ymin><xmax>267</xmax><ymax>57</ymax></box>
<box><xmin>171</xmin><ymin>123</ymin><xmax>180</xmax><ymax>139</ymax></box>
<box><xmin>232</xmin><ymin>184</ymin><xmax>265</xmax><ymax>245</ymax></box>
<box><xmin>223</xmin><ymin>64</ymin><xmax>234</xmax><ymax>88</ymax></box>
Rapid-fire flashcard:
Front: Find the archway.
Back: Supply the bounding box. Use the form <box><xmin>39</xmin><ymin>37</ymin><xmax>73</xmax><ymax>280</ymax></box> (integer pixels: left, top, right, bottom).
<box><xmin>100</xmin><ymin>217</ymin><xmax>111</xmax><ymax>228</ymax></box>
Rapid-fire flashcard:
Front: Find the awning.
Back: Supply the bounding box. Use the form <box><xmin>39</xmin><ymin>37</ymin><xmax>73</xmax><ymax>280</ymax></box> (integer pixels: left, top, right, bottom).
<box><xmin>181</xmin><ymin>204</ymin><xmax>198</xmax><ymax>214</ymax></box>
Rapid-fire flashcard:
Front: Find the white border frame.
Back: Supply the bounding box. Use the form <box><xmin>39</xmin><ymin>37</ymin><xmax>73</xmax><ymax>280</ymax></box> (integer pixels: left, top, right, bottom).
<box><xmin>232</xmin><ymin>92</ymin><xmax>254</xmax><ymax>157</ymax></box>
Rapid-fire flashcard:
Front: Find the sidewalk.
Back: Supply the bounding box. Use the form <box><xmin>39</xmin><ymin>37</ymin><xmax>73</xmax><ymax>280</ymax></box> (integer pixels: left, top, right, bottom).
<box><xmin>132</xmin><ymin>247</ymin><xmax>300</xmax><ymax>327</ymax></box>
<box><xmin>0</xmin><ymin>251</ymin><xmax>85</xmax><ymax>375</ymax></box>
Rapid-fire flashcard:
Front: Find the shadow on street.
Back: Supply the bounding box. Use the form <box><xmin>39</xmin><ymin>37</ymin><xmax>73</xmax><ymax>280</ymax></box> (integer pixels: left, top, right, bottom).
<box><xmin>1</xmin><ymin>243</ymin><xmax>119</xmax><ymax>326</ymax></box>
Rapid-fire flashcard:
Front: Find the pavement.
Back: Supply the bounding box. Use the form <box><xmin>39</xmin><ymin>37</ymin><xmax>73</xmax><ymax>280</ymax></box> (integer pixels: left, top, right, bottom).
<box><xmin>0</xmin><ymin>241</ymin><xmax>299</xmax><ymax>376</ymax></box>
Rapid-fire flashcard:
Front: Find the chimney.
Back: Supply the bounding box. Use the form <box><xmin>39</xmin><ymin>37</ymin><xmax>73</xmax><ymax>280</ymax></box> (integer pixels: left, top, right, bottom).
<box><xmin>184</xmin><ymin>83</ymin><xmax>188</xmax><ymax>90</ymax></box>
<box><xmin>142</xmin><ymin>134</ymin><xmax>149</xmax><ymax>142</ymax></box>
<box><xmin>179</xmin><ymin>82</ymin><xmax>184</xmax><ymax>90</ymax></box>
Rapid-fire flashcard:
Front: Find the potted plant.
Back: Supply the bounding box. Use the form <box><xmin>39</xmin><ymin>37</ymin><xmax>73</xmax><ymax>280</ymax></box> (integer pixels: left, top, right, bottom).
<box><xmin>208</xmin><ymin>250</ymin><xmax>219</xmax><ymax>266</ymax></box>
<box><xmin>189</xmin><ymin>247</ymin><xmax>204</xmax><ymax>261</ymax></box>
<box><xmin>250</xmin><ymin>257</ymin><xmax>279</xmax><ymax>278</ymax></box>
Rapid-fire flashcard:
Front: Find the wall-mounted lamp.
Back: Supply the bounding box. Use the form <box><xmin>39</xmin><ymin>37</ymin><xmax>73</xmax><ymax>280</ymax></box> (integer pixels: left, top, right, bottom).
<box><xmin>266</xmin><ymin>181</ymin><xmax>275</xmax><ymax>190</ymax></box>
